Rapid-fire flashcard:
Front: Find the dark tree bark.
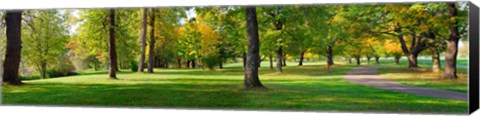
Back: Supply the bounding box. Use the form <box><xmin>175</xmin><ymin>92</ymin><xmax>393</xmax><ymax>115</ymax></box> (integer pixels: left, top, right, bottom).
<box><xmin>147</xmin><ymin>9</ymin><xmax>156</xmax><ymax>73</ymax></box>
<box><xmin>186</xmin><ymin>60</ymin><xmax>190</xmax><ymax>68</ymax></box>
<box><xmin>354</xmin><ymin>56</ymin><xmax>361</xmax><ymax>65</ymax></box>
<box><xmin>219</xmin><ymin>58</ymin><xmax>223</xmax><ymax>69</ymax></box>
<box><xmin>276</xmin><ymin>47</ymin><xmax>283</xmax><ymax>73</ymax></box>
<box><xmin>348</xmin><ymin>58</ymin><xmax>352</xmax><ymax>64</ymax></box>
<box><xmin>269</xmin><ymin>55</ymin><xmax>273</xmax><ymax>70</ymax></box>
<box><xmin>394</xmin><ymin>24</ymin><xmax>424</xmax><ymax>68</ymax></box>
<box><xmin>282</xmin><ymin>53</ymin><xmax>287</xmax><ymax>66</ymax></box>
<box><xmin>108</xmin><ymin>9</ymin><xmax>118</xmax><ymax>79</ymax></box>
<box><xmin>298</xmin><ymin>50</ymin><xmax>305</xmax><ymax>66</ymax></box>
<box><xmin>443</xmin><ymin>3</ymin><xmax>460</xmax><ymax>79</ymax></box>
<box><xmin>374</xmin><ymin>56</ymin><xmax>380</xmax><ymax>64</ymax></box>
<box><xmin>394</xmin><ymin>56</ymin><xmax>401</xmax><ymax>64</ymax></box>
<box><xmin>2</xmin><ymin>11</ymin><xmax>23</xmax><ymax>85</ymax></box>
<box><xmin>366</xmin><ymin>55</ymin><xmax>371</xmax><ymax>64</ymax></box>
<box><xmin>40</xmin><ymin>61</ymin><xmax>47</xmax><ymax>79</ymax></box>
<box><xmin>177</xmin><ymin>58</ymin><xmax>181</xmax><ymax>68</ymax></box>
<box><xmin>244</xmin><ymin>6</ymin><xmax>265</xmax><ymax>89</ymax></box>
<box><xmin>326</xmin><ymin>46</ymin><xmax>334</xmax><ymax>66</ymax></box>
<box><xmin>242</xmin><ymin>52</ymin><xmax>246</xmax><ymax>69</ymax></box>
<box><xmin>430</xmin><ymin>47</ymin><xmax>441</xmax><ymax>72</ymax></box>
<box><xmin>138</xmin><ymin>8</ymin><xmax>148</xmax><ymax>72</ymax></box>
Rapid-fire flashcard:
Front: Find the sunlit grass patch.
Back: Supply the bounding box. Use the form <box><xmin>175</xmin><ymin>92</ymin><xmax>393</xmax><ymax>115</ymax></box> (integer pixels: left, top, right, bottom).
<box><xmin>2</xmin><ymin>61</ymin><xmax>468</xmax><ymax>114</ymax></box>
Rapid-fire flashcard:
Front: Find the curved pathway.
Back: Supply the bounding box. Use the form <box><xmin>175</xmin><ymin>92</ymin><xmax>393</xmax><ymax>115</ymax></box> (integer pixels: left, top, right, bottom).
<box><xmin>344</xmin><ymin>66</ymin><xmax>467</xmax><ymax>101</ymax></box>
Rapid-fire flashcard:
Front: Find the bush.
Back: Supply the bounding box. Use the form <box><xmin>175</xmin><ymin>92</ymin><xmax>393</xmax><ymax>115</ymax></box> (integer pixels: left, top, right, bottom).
<box><xmin>130</xmin><ymin>59</ymin><xmax>138</xmax><ymax>72</ymax></box>
<box><xmin>47</xmin><ymin>57</ymin><xmax>76</xmax><ymax>78</ymax></box>
<box><xmin>202</xmin><ymin>55</ymin><xmax>219</xmax><ymax>70</ymax></box>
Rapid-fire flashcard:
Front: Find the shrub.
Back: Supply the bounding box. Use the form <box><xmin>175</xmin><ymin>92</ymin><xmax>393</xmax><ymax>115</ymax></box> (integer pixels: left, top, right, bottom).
<box><xmin>202</xmin><ymin>55</ymin><xmax>218</xmax><ymax>70</ymax></box>
<box><xmin>130</xmin><ymin>59</ymin><xmax>138</xmax><ymax>72</ymax></box>
<box><xmin>47</xmin><ymin>57</ymin><xmax>76</xmax><ymax>78</ymax></box>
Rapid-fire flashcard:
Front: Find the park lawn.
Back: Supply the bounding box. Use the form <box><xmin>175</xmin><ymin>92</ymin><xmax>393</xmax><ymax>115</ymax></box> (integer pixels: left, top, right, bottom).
<box><xmin>2</xmin><ymin>62</ymin><xmax>467</xmax><ymax>114</ymax></box>
<box><xmin>377</xmin><ymin>58</ymin><xmax>468</xmax><ymax>93</ymax></box>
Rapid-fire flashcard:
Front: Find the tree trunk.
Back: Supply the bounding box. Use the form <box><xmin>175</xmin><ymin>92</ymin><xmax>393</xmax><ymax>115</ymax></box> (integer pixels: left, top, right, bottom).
<box><xmin>177</xmin><ymin>58</ymin><xmax>181</xmax><ymax>68</ymax></box>
<box><xmin>348</xmin><ymin>58</ymin><xmax>352</xmax><ymax>64</ymax></box>
<box><xmin>2</xmin><ymin>11</ymin><xmax>23</xmax><ymax>85</ymax></box>
<box><xmin>191</xmin><ymin>60</ymin><xmax>196</xmax><ymax>68</ymax></box>
<box><xmin>443</xmin><ymin>3</ymin><xmax>460</xmax><ymax>79</ymax></box>
<box><xmin>218</xmin><ymin>58</ymin><xmax>223</xmax><ymax>69</ymax></box>
<box><xmin>430</xmin><ymin>47</ymin><xmax>441</xmax><ymax>72</ymax></box>
<box><xmin>326</xmin><ymin>46</ymin><xmax>334</xmax><ymax>66</ymax></box>
<box><xmin>408</xmin><ymin>53</ymin><xmax>419</xmax><ymax>68</ymax></box>
<box><xmin>138</xmin><ymin>8</ymin><xmax>148</xmax><ymax>72</ymax></box>
<box><xmin>269</xmin><ymin>55</ymin><xmax>273</xmax><ymax>70</ymax></box>
<box><xmin>282</xmin><ymin>53</ymin><xmax>287</xmax><ymax>66</ymax></box>
<box><xmin>355</xmin><ymin>56</ymin><xmax>361</xmax><ymax>65</ymax></box>
<box><xmin>108</xmin><ymin>9</ymin><xmax>118</xmax><ymax>79</ymax></box>
<box><xmin>186</xmin><ymin>60</ymin><xmax>190</xmax><ymax>68</ymax></box>
<box><xmin>40</xmin><ymin>61</ymin><xmax>47</xmax><ymax>79</ymax></box>
<box><xmin>366</xmin><ymin>55</ymin><xmax>371</xmax><ymax>64</ymax></box>
<box><xmin>299</xmin><ymin>50</ymin><xmax>305</xmax><ymax>66</ymax></box>
<box><xmin>242</xmin><ymin>52</ymin><xmax>246</xmax><ymax>69</ymax></box>
<box><xmin>394</xmin><ymin>56</ymin><xmax>400</xmax><ymax>64</ymax></box>
<box><xmin>276</xmin><ymin>47</ymin><xmax>283</xmax><ymax>73</ymax></box>
<box><xmin>375</xmin><ymin>56</ymin><xmax>380</xmax><ymax>64</ymax></box>
<box><xmin>147</xmin><ymin>9</ymin><xmax>155</xmax><ymax>73</ymax></box>
<box><xmin>444</xmin><ymin>40</ymin><xmax>458</xmax><ymax>78</ymax></box>
<box><xmin>244</xmin><ymin>6</ymin><xmax>265</xmax><ymax>89</ymax></box>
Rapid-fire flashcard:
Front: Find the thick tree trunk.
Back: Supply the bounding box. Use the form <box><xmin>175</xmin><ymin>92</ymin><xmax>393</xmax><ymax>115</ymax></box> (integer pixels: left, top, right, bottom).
<box><xmin>444</xmin><ymin>40</ymin><xmax>458</xmax><ymax>78</ymax></box>
<box><xmin>375</xmin><ymin>56</ymin><xmax>380</xmax><ymax>64</ymax></box>
<box><xmin>443</xmin><ymin>3</ymin><xmax>460</xmax><ymax>79</ymax></box>
<box><xmin>2</xmin><ymin>11</ymin><xmax>23</xmax><ymax>85</ymax></box>
<box><xmin>269</xmin><ymin>55</ymin><xmax>273</xmax><ymax>70</ymax></box>
<box><xmin>108</xmin><ymin>9</ymin><xmax>118</xmax><ymax>79</ymax></box>
<box><xmin>276</xmin><ymin>47</ymin><xmax>283</xmax><ymax>73</ymax></box>
<box><xmin>394</xmin><ymin>56</ymin><xmax>400</xmax><ymax>64</ymax></box>
<box><xmin>298</xmin><ymin>50</ymin><xmax>305</xmax><ymax>66</ymax></box>
<box><xmin>408</xmin><ymin>53</ymin><xmax>419</xmax><ymax>68</ymax></box>
<box><xmin>395</xmin><ymin>24</ymin><xmax>419</xmax><ymax>68</ymax></box>
<box><xmin>348</xmin><ymin>58</ymin><xmax>352</xmax><ymax>64</ymax></box>
<box><xmin>430</xmin><ymin>47</ymin><xmax>441</xmax><ymax>72</ymax></box>
<box><xmin>326</xmin><ymin>46</ymin><xmax>334</xmax><ymax>66</ymax></box>
<box><xmin>355</xmin><ymin>56</ymin><xmax>361</xmax><ymax>65</ymax></box>
<box><xmin>138</xmin><ymin>8</ymin><xmax>148</xmax><ymax>72</ymax></box>
<box><xmin>147</xmin><ymin>9</ymin><xmax>156</xmax><ymax>73</ymax></box>
<box><xmin>244</xmin><ymin>7</ymin><xmax>265</xmax><ymax>89</ymax></box>
<box><xmin>186</xmin><ymin>60</ymin><xmax>190</xmax><ymax>68</ymax></box>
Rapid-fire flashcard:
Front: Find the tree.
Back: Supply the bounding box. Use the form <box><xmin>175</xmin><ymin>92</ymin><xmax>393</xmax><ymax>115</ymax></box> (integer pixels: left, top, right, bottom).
<box><xmin>22</xmin><ymin>10</ymin><xmax>70</xmax><ymax>79</ymax></box>
<box><xmin>443</xmin><ymin>3</ymin><xmax>461</xmax><ymax>79</ymax></box>
<box><xmin>2</xmin><ymin>11</ymin><xmax>23</xmax><ymax>85</ymax></box>
<box><xmin>138</xmin><ymin>8</ymin><xmax>148</xmax><ymax>72</ymax></box>
<box><xmin>108</xmin><ymin>9</ymin><xmax>118</xmax><ymax>79</ymax></box>
<box><xmin>147</xmin><ymin>8</ymin><xmax>156</xmax><ymax>73</ymax></box>
<box><xmin>244</xmin><ymin>6</ymin><xmax>265</xmax><ymax>89</ymax></box>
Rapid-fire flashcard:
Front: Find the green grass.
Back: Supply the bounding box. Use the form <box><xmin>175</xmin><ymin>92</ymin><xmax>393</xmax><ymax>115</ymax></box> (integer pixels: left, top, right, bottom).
<box><xmin>2</xmin><ymin>61</ymin><xmax>468</xmax><ymax>114</ymax></box>
<box><xmin>377</xmin><ymin>58</ymin><xmax>468</xmax><ymax>93</ymax></box>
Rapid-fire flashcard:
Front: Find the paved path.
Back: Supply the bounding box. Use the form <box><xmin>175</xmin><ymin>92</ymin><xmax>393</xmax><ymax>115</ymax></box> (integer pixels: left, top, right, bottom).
<box><xmin>344</xmin><ymin>66</ymin><xmax>468</xmax><ymax>101</ymax></box>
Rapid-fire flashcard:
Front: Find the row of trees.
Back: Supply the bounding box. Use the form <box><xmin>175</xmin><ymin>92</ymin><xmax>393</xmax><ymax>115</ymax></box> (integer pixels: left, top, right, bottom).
<box><xmin>1</xmin><ymin>2</ymin><xmax>468</xmax><ymax>87</ymax></box>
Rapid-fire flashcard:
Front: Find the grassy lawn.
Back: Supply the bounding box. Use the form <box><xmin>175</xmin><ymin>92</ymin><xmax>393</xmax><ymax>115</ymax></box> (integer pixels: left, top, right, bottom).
<box><xmin>2</xmin><ymin>61</ymin><xmax>468</xmax><ymax>114</ymax></box>
<box><xmin>377</xmin><ymin>58</ymin><xmax>468</xmax><ymax>92</ymax></box>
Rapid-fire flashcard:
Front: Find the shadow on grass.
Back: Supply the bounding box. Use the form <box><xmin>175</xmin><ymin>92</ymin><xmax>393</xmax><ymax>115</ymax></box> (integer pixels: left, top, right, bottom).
<box><xmin>2</xmin><ymin>77</ymin><xmax>468</xmax><ymax>114</ymax></box>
